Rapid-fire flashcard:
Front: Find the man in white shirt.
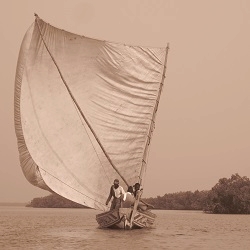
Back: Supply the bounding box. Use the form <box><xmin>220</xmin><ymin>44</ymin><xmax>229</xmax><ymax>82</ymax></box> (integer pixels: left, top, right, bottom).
<box><xmin>106</xmin><ymin>179</ymin><xmax>125</xmax><ymax>210</ymax></box>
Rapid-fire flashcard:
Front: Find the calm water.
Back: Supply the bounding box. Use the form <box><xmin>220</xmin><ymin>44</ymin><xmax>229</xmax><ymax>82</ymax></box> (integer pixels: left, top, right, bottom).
<box><xmin>1</xmin><ymin>206</ymin><xmax>250</xmax><ymax>250</ymax></box>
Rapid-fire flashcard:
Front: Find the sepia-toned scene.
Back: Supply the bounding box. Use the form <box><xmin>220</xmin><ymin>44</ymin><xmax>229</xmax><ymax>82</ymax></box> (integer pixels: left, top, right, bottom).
<box><xmin>1</xmin><ymin>0</ymin><xmax>250</xmax><ymax>249</ymax></box>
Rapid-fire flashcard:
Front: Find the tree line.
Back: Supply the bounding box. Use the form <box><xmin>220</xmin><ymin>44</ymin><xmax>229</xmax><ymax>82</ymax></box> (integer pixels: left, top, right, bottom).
<box><xmin>144</xmin><ymin>173</ymin><xmax>250</xmax><ymax>214</ymax></box>
<box><xmin>26</xmin><ymin>193</ymin><xmax>87</xmax><ymax>208</ymax></box>
<box><xmin>27</xmin><ymin>173</ymin><xmax>250</xmax><ymax>214</ymax></box>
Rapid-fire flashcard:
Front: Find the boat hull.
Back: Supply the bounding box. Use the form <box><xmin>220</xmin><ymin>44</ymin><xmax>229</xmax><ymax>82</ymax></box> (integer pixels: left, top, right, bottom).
<box><xmin>96</xmin><ymin>208</ymin><xmax>156</xmax><ymax>229</ymax></box>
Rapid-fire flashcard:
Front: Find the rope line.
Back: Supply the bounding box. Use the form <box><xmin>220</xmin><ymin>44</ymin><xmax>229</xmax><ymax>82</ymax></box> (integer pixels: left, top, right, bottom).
<box><xmin>38</xmin><ymin>165</ymin><xmax>106</xmax><ymax>207</ymax></box>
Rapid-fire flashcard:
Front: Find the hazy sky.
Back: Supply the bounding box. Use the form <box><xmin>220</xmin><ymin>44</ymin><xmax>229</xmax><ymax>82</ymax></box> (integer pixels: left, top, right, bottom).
<box><xmin>0</xmin><ymin>0</ymin><xmax>249</xmax><ymax>202</ymax></box>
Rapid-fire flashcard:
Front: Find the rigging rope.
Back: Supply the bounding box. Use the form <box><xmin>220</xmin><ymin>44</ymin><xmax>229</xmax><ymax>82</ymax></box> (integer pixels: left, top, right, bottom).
<box><xmin>37</xmin><ymin>165</ymin><xmax>106</xmax><ymax>208</ymax></box>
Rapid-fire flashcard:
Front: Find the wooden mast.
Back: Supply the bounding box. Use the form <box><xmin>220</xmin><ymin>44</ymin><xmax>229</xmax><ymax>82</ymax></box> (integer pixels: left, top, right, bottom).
<box><xmin>140</xmin><ymin>43</ymin><xmax>170</xmax><ymax>187</ymax></box>
<box><xmin>129</xmin><ymin>44</ymin><xmax>170</xmax><ymax>228</ymax></box>
<box><xmin>34</xmin><ymin>14</ymin><xmax>129</xmax><ymax>187</ymax></box>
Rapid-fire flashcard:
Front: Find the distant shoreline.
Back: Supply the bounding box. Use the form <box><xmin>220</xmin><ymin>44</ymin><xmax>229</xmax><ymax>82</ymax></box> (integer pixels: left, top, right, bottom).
<box><xmin>0</xmin><ymin>202</ymin><xmax>27</xmax><ymax>206</ymax></box>
<box><xmin>2</xmin><ymin>174</ymin><xmax>250</xmax><ymax>214</ymax></box>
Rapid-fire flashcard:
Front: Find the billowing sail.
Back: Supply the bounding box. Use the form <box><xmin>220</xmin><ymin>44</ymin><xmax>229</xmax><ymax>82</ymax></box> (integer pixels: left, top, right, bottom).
<box><xmin>14</xmin><ymin>17</ymin><xmax>168</xmax><ymax>210</ymax></box>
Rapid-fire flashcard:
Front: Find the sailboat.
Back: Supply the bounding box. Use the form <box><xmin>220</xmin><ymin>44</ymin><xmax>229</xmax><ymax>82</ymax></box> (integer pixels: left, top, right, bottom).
<box><xmin>14</xmin><ymin>14</ymin><xmax>169</xmax><ymax>229</ymax></box>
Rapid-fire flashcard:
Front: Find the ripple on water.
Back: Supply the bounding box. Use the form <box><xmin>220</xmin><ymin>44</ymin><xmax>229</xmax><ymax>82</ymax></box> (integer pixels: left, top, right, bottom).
<box><xmin>1</xmin><ymin>207</ymin><xmax>250</xmax><ymax>250</ymax></box>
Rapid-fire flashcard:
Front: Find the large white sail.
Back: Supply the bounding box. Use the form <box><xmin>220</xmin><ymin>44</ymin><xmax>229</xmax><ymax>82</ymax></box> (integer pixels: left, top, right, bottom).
<box><xmin>14</xmin><ymin>17</ymin><xmax>168</xmax><ymax>210</ymax></box>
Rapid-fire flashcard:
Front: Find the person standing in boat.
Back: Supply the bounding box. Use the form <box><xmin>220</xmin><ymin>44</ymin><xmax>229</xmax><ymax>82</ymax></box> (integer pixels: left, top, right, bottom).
<box><xmin>106</xmin><ymin>179</ymin><xmax>125</xmax><ymax>210</ymax></box>
<box><xmin>121</xmin><ymin>186</ymin><xmax>135</xmax><ymax>208</ymax></box>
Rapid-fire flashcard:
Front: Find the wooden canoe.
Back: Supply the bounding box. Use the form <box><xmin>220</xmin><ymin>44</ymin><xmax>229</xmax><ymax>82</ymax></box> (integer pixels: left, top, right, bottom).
<box><xmin>96</xmin><ymin>208</ymin><xmax>156</xmax><ymax>229</ymax></box>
